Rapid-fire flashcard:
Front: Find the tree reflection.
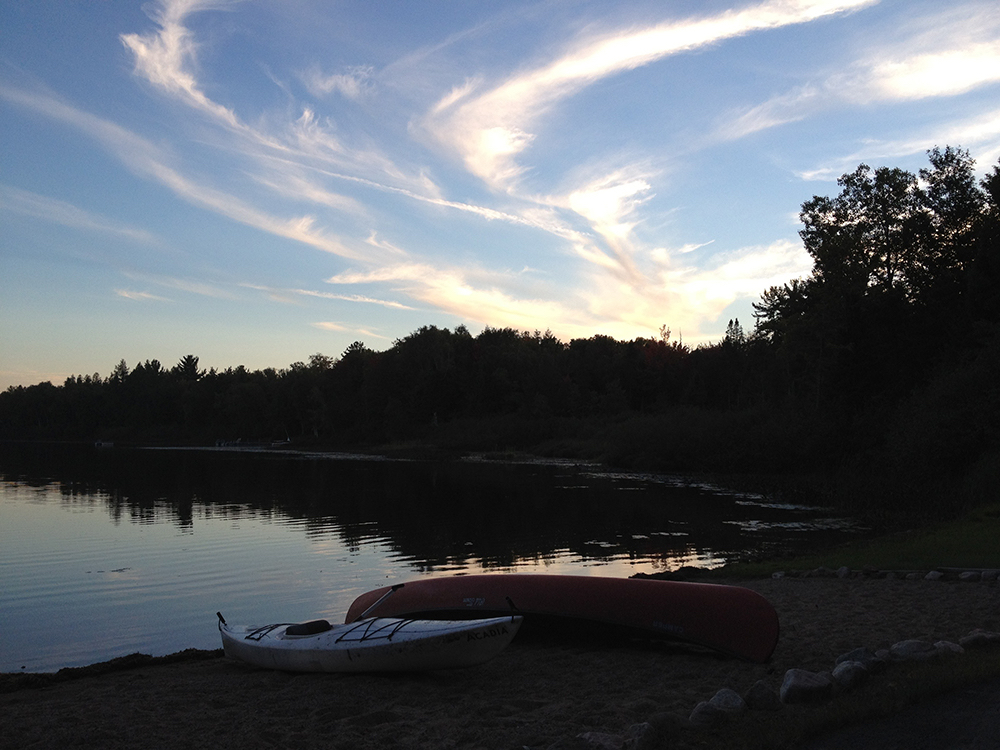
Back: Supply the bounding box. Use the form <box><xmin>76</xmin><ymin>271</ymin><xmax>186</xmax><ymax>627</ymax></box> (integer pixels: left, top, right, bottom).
<box><xmin>0</xmin><ymin>444</ymin><xmax>863</xmax><ymax>570</ymax></box>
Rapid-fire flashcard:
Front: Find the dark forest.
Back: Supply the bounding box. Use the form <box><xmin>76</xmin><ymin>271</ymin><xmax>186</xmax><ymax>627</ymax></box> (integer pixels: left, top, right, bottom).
<box><xmin>4</xmin><ymin>147</ymin><xmax>999</xmax><ymax>518</ymax></box>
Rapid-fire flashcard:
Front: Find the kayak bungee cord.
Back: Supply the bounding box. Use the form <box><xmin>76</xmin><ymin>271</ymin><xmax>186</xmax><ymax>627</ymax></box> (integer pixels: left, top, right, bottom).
<box><xmin>336</xmin><ymin>617</ymin><xmax>419</xmax><ymax>643</ymax></box>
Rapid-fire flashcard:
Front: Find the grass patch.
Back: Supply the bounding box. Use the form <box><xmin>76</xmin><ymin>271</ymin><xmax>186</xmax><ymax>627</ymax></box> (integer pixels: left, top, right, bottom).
<box><xmin>717</xmin><ymin>502</ymin><xmax>1000</xmax><ymax>577</ymax></box>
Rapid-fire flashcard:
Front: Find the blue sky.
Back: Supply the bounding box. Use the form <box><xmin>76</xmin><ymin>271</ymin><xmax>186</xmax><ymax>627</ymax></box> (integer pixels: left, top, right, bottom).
<box><xmin>2</xmin><ymin>0</ymin><xmax>1000</xmax><ymax>390</ymax></box>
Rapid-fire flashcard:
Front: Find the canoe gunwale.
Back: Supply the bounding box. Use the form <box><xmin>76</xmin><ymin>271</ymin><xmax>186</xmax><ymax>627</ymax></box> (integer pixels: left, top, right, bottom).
<box><xmin>345</xmin><ymin>574</ymin><xmax>780</xmax><ymax>663</ymax></box>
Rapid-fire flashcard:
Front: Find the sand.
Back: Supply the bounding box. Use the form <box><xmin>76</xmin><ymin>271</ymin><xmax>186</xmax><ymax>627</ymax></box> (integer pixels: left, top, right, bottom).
<box><xmin>3</xmin><ymin>576</ymin><xmax>999</xmax><ymax>750</ymax></box>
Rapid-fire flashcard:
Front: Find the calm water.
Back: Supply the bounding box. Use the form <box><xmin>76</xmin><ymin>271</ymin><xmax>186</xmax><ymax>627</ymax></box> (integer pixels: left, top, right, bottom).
<box><xmin>0</xmin><ymin>443</ymin><xmax>862</xmax><ymax>672</ymax></box>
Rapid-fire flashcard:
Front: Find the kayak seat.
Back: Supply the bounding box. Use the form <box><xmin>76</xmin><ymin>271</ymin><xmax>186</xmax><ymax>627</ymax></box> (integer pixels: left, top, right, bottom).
<box><xmin>285</xmin><ymin>619</ymin><xmax>333</xmax><ymax>636</ymax></box>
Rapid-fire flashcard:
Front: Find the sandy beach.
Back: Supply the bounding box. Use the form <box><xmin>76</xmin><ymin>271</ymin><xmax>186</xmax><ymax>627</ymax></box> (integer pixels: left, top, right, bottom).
<box><xmin>3</xmin><ymin>576</ymin><xmax>998</xmax><ymax>750</ymax></box>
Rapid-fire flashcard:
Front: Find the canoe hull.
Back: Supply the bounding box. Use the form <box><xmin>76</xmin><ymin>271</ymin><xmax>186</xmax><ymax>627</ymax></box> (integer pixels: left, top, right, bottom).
<box><xmin>219</xmin><ymin>615</ymin><xmax>521</xmax><ymax>673</ymax></box>
<box><xmin>346</xmin><ymin>574</ymin><xmax>779</xmax><ymax>663</ymax></box>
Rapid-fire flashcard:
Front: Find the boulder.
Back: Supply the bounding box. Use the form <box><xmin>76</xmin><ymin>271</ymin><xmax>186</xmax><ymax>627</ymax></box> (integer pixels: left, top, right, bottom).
<box><xmin>959</xmin><ymin>629</ymin><xmax>1000</xmax><ymax>649</ymax></box>
<box><xmin>890</xmin><ymin>639</ymin><xmax>938</xmax><ymax>661</ymax></box>
<box><xmin>743</xmin><ymin>679</ymin><xmax>782</xmax><ymax>711</ymax></box>
<box><xmin>709</xmin><ymin>688</ymin><xmax>747</xmax><ymax>712</ymax></box>
<box><xmin>835</xmin><ymin>646</ymin><xmax>878</xmax><ymax>667</ymax></box>
<box><xmin>780</xmin><ymin>669</ymin><xmax>833</xmax><ymax>704</ymax></box>
<box><xmin>958</xmin><ymin>571</ymin><xmax>981</xmax><ymax>582</ymax></box>
<box><xmin>981</xmin><ymin>569</ymin><xmax>999</xmax><ymax>581</ymax></box>
<box><xmin>934</xmin><ymin>640</ymin><xmax>965</xmax><ymax>656</ymax></box>
<box><xmin>831</xmin><ymin>660</ymin><xmax>869</xmax><ymax>690</ymax></box>
<box><xmin>688</xmin><ymin>701</ymin><xmax>724</xmax><ymax>727</ymax></box>
<box><xmin>836</xmin><ymin>566</ymin><xmax>852</xmax><ymax>579</ymax></box>
<box><xmin>924</xmin><ymin>570</ymin><xmax>944</xmax><ymax>581</ymax></box>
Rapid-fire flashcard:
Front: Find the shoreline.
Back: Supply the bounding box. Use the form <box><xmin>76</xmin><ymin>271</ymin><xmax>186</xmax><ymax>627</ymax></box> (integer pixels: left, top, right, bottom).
<box><xmin>4</xmin><ymin>576</ymin><xmax>999</xmax><ymax>750</ymax></box>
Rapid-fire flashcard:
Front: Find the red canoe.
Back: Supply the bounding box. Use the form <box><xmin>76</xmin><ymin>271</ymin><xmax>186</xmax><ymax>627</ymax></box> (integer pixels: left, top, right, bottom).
<box><xmin>345</xmin><ymin>574</ymin><xmax>779</xmax><ymax>663</ymax></box>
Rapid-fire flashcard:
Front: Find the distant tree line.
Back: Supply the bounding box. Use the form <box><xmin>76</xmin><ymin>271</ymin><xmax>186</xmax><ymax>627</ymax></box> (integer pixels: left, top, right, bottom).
<box><xmin>3</xmin><ymin>147</ymin><xmax>999</xmax><ymax>515</ymax></box>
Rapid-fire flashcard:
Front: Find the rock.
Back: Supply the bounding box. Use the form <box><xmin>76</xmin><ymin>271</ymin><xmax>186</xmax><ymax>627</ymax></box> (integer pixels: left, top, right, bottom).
<box><xmin>905</xmin><ymin>572</ymin><xmax>920</xmax><ymax>580</ymax></box>
<box><xmin>689</xmin><ymin>688</ymin><xmax>748</xmax><ymax>727</ymax></box>
<box><xmin>890</xmin><ymin>639</ymin><xmax>938</xmax><ymax>661</ymax></box>
<box><xmin>981</xmin><ymin>569</ymin><xmax>999</xmax><ymax>582</ymax></box>
<box><xmin>835</xmin><ymin>646</ymin><xmax>889</xmax><ymax>673</ymax></box>
<box><xmin>771</xmin><ymin>571</ymin><xmax>786</xmax><ymax>579</ymax></box>
<box><xmin>883</xmin><ymin>570</ymin><xmax>897</xmax><ymax>580</ymax></box>
<box><xmin>958</xmin><ymin>571</ymin><xmax>981</xmax><ymax>582</ymax></box>
<box><xmin>924</xmin><ymin>570</ymin><xmax>944</xmax><ymax>581</ymax></box>
<box><xmin>934</xmin><ymin>640</ymin><xmax>965</xmax><ymax>656</ymax></box>
<box><xmin>871</xmin><ymin>650</ymin><xmax>890</xmax><ymax>672</ymax></box>
<box><xmin>743</xmin><ymin>679</ymin><xmax>782</xmax><ymax>711</ymax></box>
<box><xmin>780</xmin><ymin>669</ymin><xmax>834</xmax><ymax>704</ymax></box>
<box><xmin>836</xmin><ymin>646</ymin><xmax>878</xmax><ymax>667</ymax></box>
<box><xmin>960</xmin><ymin>631</ymin><xmax>991</xmax><ymax>649</ymax></box>
<box><xmin>836</xmin><ymin>566</ymin><xmax>852</xmax><ymax>579</ymax></box>
<box><xmin>831</xmin><ymin>660</ymin><xmax>869</xmax><ymax>690</ymax></box>
<box><xmin>622</xmin><ymin>722</ymin><xmax>658</xmax><ymax>750</ymax></box>
<box><xmin>576</xmin><ymin>731</ymin><xmax>623</xmax><ymax>750</ymax></box>
<box><xmin>810</xmin><ymin>566</ymin><xmax>835</xmax><ymax>578</ymax></box>
<box><xmin>688</xmin><ymin>701</ymin><xmax>724</xmax><ymax>727</ymax></box>
<box><xmin>959</xmin><ymin>629</ymin><xmax>1000</xmax><ymax>649</ymax></box>
<box><xmin>709</xmin><ymin>688</ymin><xmax>746</xmax><ymax>713</ymax></box>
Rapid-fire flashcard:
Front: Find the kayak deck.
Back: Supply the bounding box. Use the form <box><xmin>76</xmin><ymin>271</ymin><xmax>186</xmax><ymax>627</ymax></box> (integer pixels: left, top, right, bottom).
<box><xmin>218</xmin><ymin>613</ymin><xmax>522</xmax><ymax>673</ymax></box>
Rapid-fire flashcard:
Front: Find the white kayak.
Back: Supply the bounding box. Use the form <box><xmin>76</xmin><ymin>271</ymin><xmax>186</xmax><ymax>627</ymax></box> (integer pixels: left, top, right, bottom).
<box><xmin>217</xmin><ymin>612</ymin><xmax>522</xmax><ymax>673</ymax></box>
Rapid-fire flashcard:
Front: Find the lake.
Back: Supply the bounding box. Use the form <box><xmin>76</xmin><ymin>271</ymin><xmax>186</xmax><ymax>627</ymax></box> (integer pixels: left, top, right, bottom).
<box><xmin>0</xmin><ymin>443</ymin><xmax>862</xmax><ymax>672</ymax></box>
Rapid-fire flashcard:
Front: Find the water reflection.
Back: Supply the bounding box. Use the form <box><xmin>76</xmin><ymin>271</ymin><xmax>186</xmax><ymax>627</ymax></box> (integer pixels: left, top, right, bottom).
<box><xmin>0</xmin><ymin>443</ymin><xmax>867</xmax><ymax>671</ymax></box>
<box><xmin>2</xmin><ymin>443</ymin><xmax>863</xmax><ymax>572</ymax></box>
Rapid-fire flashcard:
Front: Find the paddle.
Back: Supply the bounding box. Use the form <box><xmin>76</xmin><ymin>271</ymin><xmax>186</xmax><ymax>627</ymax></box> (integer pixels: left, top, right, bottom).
<box><xmin>355</xmin><ymin>583</ymin><xmax>405</xmax><ymax>621</ymax></box>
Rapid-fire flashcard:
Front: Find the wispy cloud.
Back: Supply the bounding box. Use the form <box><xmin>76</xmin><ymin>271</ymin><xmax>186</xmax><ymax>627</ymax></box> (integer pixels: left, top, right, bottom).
<box><xmin>0</xmin><ymin>83</ymin><xmax>370</xmax><ymax>261</ymax></box>
<box><xmin>854</xmin><ymin>4</ymin><xmax>1000</xmax><ymax>103</ymax></box>
<box><xmin>323</xmin><ymin>236</ymin><xmax>812</xmax><ymax>343</ymax></box>
<box><xmin>548</xmin><ymin>164</ymin><xmax>657</xmax><ymax>284</ymax></box>
<box><xmin>719</xmin><ymin>3</ymin><xmax>1000</xmax><ymax>140</ymax></box>
<box><xmin>113</xmin><ymin>0</ymin><xmax>830</xmax><ymax>333</ymax></box>
<box><xmin>0</xmin><ymin>184</ymin><xmax>157</xmax><ymax>243</ymax></box>
<box><xmin>301</xmin><ymin>65</ymin><xmax>375</xmax><ymax>100</ymax></box>
<box><xmin>244</xmin><ymin>282</ymin><xmax>415</xmax><ymax>310</ymax></box>
<box><xmin>421</xmin><ymin>0</ymin><xmax>875</xmax><ymax>191</ymax></box>
<box><xmin>399</xmin><ymin>0</ymin><xmax>877</xmax><ymax>317</ymax></box>
<box><xmin>116</xmin><ymin>289</ymin><xmax>171</xmax><ymax>302</ymax></box>
<box><xmin>312</xmin><ymin>321</ymin><xmax>390</xmax><ymax>340</ymax></box>
<box><xmin>120</xmin><ymin>0</ymin><xmax>441</xmax><ymax>202</ymax></box>
<box><xmin>120</xmin><ymin>0</ymin><xmax>242</xmax><ymax>128</ymax></box>
<box><xmin>3</xmin><ymin>0</ymin><xmax>930</xmax><ymax>354</ymax></box>
<box><xmin>326</xmin><ymin>261</ymin><xmax>589</xmax><ymax>335</ymax></box>
<box><xmin>124</xmin><ymin>271</ymin><xmax>237</xmax><ymax>300</ymax></box>
<box><xmin>568</xmin><ymin>238</ymin><xmax>813</xmax><ymax>342</ymax></box>
<box><xmin>863</xmin><ymin>44</ymin><xmax>1000</xmax><ymax>103</ymax></box>
<box><xmin>797</xmin><ymin>107</ymin><xmax>1000</xmax><ymax>181</ymax></box>
<box><xmin>682</xmin><ymin>239</ymin><xmax>813</xmax><ymax>302</ymax></box>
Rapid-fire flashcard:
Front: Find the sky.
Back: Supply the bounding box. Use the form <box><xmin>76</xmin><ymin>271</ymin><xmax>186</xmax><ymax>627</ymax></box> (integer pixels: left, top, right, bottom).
<box><xmin>2</xmin><ymin>0</ymin><xmax>1000</xmax><ymax>390</ymax></box>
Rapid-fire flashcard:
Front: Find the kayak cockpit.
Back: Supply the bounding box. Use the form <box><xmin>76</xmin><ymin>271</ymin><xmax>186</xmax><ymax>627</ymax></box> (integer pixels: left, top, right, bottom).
<box><xmin>285</xmin><ymin>619</ymin><xmax>333</xmax><ymax>636</ymax></box>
